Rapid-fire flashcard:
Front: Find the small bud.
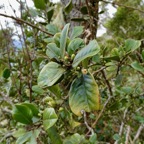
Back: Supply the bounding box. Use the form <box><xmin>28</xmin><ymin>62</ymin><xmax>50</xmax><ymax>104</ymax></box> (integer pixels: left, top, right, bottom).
<box><xmin>71</xmin><ymin>54</ymin><xmax>75</xmax><ymax>60</ymax></box>
<box><xmin>76</xmin><ymin>67</ymin><xmax>80</xmax><ymax>70</ymax></box>
<box><xmin>59</xmin><ymin>107</ymin><xmax>64</xmax><ymax>112</ymax></box>
<box><xmin>64</xmin><ymin>56</ymin><xmax>69</xmax><ymax>60</ymax></box>
<box><xmin>82</xmin><ymin>69</ymin><xmax>87</xmax><ymax>74</ymax></box>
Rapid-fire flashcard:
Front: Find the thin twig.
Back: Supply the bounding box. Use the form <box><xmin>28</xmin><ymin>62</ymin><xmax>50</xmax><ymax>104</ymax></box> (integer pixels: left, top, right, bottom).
<box><xmin>81</xmin><ymin>110</ymin><xmax>94</xmax><ymax>136</ymax></box>
<box><xmin>0</xmin><ymin>13</ymin><xmax>53</xmax><ymax>36</ymax></box>
<box><xmin>101</xmin><ymin>69</ymin><xmax>113</xmax><ymax>96</ymax></box>
<box><xmin>114</xmin><ymin>109</ymin><xmax>128</xmax><ymax>144</ymax></box>
<box><xmin>100</xmin><ymin>0</ymin><xmax>144</xmax><ymax>13</ymax></box>
<box><xmin>125</xmin><ymin>125</ymin><xmax>131</xmax><ymax>144</ymax></box>
<box><xmin>132</xmin><ymin>124</ymin><xmax>144</xmax><ymax>144</ymax></box>
<box><xmin>92</xmin><ymin>96</ymin><xmax>112</xmax><ymax>128</ymax></box>
<box><xmin>92</xmin><ymin>66</ymin><xmax>107</xmax><ymax>76</ymax></box>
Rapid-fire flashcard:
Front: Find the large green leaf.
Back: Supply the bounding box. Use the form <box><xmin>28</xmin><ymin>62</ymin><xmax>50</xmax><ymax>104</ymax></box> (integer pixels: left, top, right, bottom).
<box><xmin>43</xmin><ymin>108</ymin><xmax>58</xmax><ymax>130</ymax></box>
<box><xmin>46</xmin><ymin>43</ymin><xmax>61</xmax><ymax>61</ymax></box>
<box><xmin>16</xmin><ymin>131</ymin><xmax>32</xmax><ymax>144</ymax></box>
<box><xmin>67</xmin><ymin>38</ymin><xmax>85</xmax><ymax>55</ymax></box>
<box><xmin>33</xmin><ymin>0</ymin><xmax>46</xmax><ymax>10</ymax></box>
<box><xmin>12</xmin><ymin>104</ymin><xmax>33</xmax><ymax>124</ymax></box>
<box><xmin>63</xmin><ymin>133</ymin><xmax>87</xmax><ymax>144</ymax></box>
<box><xmin>72</xmin><ymin>40</ymin><xmax>100</xmax><ymax>67</ymax></box>
<box><xmin>124</xmin><ymin>39</ymin><xmax>141</xmax><ymax>52</ymax></box>
<box><xmin>21</xmin><ymin>103</ymin><xmax>39</xmax><ymax>117</ymax></box>
<box><xmin>131</xmin><ymin>61</ymin><xmax>144</xmax><ymax>73</ymax></box>
<box><xmin>16</xmin><ymin>130</ymin><xmax>40</xmax><ymax>144</ymax></box>
<box><xmin>60</xmin><ymin>23</ymin><xmax>70</xmax><ymax>58</ymax></box>
<box><xmin>69</xmin><ymin>73</ymin><xmax>100</xmax><ymax>116</ymax></box>
<box><xmin>47</xmin><ymin>126</ymin><xmax>63</xmax><ymax>144</ymax></box>
<box><xmin>38</xmin><ymin>62</ymin><xmax>65</xmax><ymax>87</ymax></box>
<box><xmin>71</xmin><ymin>26</ymin><xmax>84</xmax><ymax>39</ymax></box>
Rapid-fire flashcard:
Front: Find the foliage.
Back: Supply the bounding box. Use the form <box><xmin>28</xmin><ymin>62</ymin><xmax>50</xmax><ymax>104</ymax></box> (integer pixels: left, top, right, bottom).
<box><xmin>0</xmin><ymin>0</ymin><xmax>144</xmax><ymax>143</ymax></box>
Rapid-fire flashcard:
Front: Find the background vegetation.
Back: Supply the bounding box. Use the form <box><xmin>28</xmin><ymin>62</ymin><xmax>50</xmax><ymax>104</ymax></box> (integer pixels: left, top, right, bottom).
<box><xmin>0</xmin><ymin>0</ymin><xmax>144</xmax><ymax>143</ymax></box>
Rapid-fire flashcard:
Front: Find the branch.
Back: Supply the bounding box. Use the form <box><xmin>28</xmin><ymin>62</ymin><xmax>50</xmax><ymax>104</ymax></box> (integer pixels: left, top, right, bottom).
<box><xmin>132</xmin><ymin>124</ymin><xmax>144</xmax><ymax>143</ymax></box>
<box><xmin>100</xmin><ymin>0</ymin><xmax>144</xmax><ymax>13</ymax></box>
<box><xmin>101</xmin><ymin>69</ymin><xmax>113</xmax><ymax>96</ymax></box>
<box><xmin>114</xmin><ymin>108</ymin><xmax>128</xmax><ymax>144</ymax></box>
<box><xmin>92</xmin><ymin>96</ymin><xmax>112</xmax><ymax>128</ymax></box>
<box><xmin>81</xmin><ymin>110</ymin><xmax>94</xmax><ymax>136</ymax></box>
<box><xmin>125</xmin><ymin>125</ymin><xmax>131</xmax><ymax>144</ymax></box>
<box><xmin>0</xmin><ymin>13</ymin><xmax>53</xmax><ymax>36</ymax></box>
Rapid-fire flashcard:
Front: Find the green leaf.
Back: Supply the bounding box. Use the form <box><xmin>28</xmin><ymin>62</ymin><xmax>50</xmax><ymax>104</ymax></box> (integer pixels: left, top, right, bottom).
<box><xmin>21</xmin><ymin>103</ymin><xmax>39</xmax><ymax>117</ymax></box>
<box><xmin>13</xmin><ymin>128</ymin><xmax>26</xmax><ymax>138</ymax></box>
<box><xmin>12</xmin><ymin>104</ymin><xmax>33</xmax><ymax>124</ymax></box>
<box><xmin>32</xmin><ymin>85</ymin><xmax>44</xmax><ymax>94</ymax></box>
<box><xmin>64</xmin><ymin>133</ymin><xmax>87</xmax><ymax>144</ymax></box>
<box><xmin>43</xmin><ymin>108</ymin><xmax>58</xmax><ymax>130</ymax></box>
<box><xmin>29</xmin><ymin>130</ymin><xmax>40</xmax><ymax>144</ymax></box>
<box><xmin>3</xmin><ymin>68</ymin><xmax>10</xmax><ymax>79</ymax></box>
<box><xmin>80</xmin><ymin>6</ymin><xmax>88</xmax><ymax>15</ymax></box>
<box><xmin>16</xmin><ymin>130</ymin><xmax>40</xmax><ymax>144</ymax></box>
<box><xmin>46</xmin><ymin>43</ymin><xmax>61</xmax><ymax>60</ymax></box>
<box><xmin>113</xmin><ymin>134</ymin><xmax>120</xmax><ymax>141</ymax></box>
<box><xmin>142</xmin><ymin>50</ymin><xmax>144</xmax><ymax>60</ymax></box>
<box><xmin>124</xmin><ymin>39</ymin><xmax>141</xmax><ymax>52</ymax></box>
<box><xmin>89</xmin><ymin>133</ymin><xmax>97</xmax><ymax>144</ymax></box>
<box><xmin>67</xmin><ymin>38</ymin><xmax>85</xmax><ymax>55</ymax></box>
<box><xmin>53</xmin><ymin>33</ymin><xmax>61</xmax><ymax>47</ymax></box>
<box><xmin>69</xmin><ymin>72</ymin><xmax>100</xmax><ymax>116</ymax></box>
<box><xmin>65</xmin><ymin>0</ymin><xmax>73</xmax><ymax>14</ymax></box>
<box><xmin>46</xmin><ymin>24</ymin><xmax>60</xmax><ymax>35</ymax></box>
<box><xmin>38</xmin><ymin>62</ymin><xmax>65</xmax><ymax>87</ymax></box>
<box><xmin>47</xmin><ymin>8</ymin><xmax>54</xmax><ymax>23</ymax></box>
<box><xmin>72</xmin><ymin>40</ymin><xmax>100</xmax><ymax>68</ymax></box>
<box><xmin>131</xmin><ymin>61</ymin><xmax>144</xmax><ymax>73</ymax></box>
<box><xmin>16</xmin><ymin>131</ymin><xmax>32</xmax><ymax>144</ymax></box>
<box><xmin>71</xmin><ymin>17</ymin><xmax>86</xmax><ymax>22</ymax></box>
<box><xmin>47</xmin><ymin>126</ymin><xmax>63</xmax><ymax>144</ymax></box>
<box><xmin>103</xmin><ymin>56</ymin><xmax>120</xmax><ymax>62</ymax></box>
<box><xmin>33</xmin><ymin>0</ymin><xmax>46</xmax><ymax>10</ymax></box>
<box><xmin>134</xmin><ymin>115</ymin><xmax>144</xmax><ymax>123</ymax></box>
<box><xmin>48</xmin><ymin>84</ymin><xmax>61</xmax><ymax>97</ymax></box>
<box><xmin>71</xmin><ymin>26</ymin><xmax>84</xmax><ymax>39</ymax></box>
<box><xmin>60</xmin><ymin>23</ymin><xmax>70</xmax><ymax>58</ymax></box>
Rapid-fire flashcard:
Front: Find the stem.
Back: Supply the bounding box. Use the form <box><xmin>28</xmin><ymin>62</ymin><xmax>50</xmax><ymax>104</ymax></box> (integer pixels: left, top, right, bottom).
<box><xmin>114</xmin><ymin>109</ymin><xmax>128</xmax><ymax>144</ymax></box>
<box><xmin>81</xmin><ymin>110</ymin><xmax>94</xmax><ymax>136</ymax></box>
<box><xmin>101</xmin><ymin>69</ymin><xmax>113</xmax><ymax>96</ymax></box>
<box><xmin>125</xmin><ymin>125</ymin><xmax>131</xmax><ymax>144</ymax></box>
<box><xmin>0</xmin><ymin>13</ymin><xmax>53</xmax><ymax>36</ymax></box>
<box><xmin>132</xmin><ymin>124</ymin><xmax>144</xmax><ymax>144</ymax></box>
<box><xmin>100</xmin><ymin>0</ymin><xmax>144</xmax><ymax>13</ymax></box>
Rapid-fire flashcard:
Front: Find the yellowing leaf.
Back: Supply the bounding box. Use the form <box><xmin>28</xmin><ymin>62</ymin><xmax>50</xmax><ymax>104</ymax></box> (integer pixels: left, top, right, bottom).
<box><xmin>69</xmin><ymin>72</ymin><xmax>100</xmax><ymax>116</ymax></box>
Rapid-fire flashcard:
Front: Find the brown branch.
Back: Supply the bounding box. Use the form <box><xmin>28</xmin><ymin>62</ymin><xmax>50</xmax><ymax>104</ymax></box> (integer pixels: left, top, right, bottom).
<box><xmin>0</xmin><ymin>13</ymin><xmax>53</xmax><ymax>36</ymax></box>
<box><xmin>86</xmin><ymin>96</ymin><xmax>112</xmax><ymax>136</ymax></box>
<box><xmin>92</xmin><ymin>96</ymin><xmax>111</xmax><ymax>128</ymax></box>
<box><xmin>100</xmin><ymin>0</ymin><xmax>144</xmax><ymax>13</ymax></box>
<box><xmin>101</xmin><ymin>69</ymin><xmax>113</xmax><ymax>96</ymax></box>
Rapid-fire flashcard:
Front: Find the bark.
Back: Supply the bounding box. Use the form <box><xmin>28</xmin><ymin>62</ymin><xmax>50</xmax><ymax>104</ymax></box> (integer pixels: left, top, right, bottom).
<box><xmin>61</xmin><ymin>0</ymin><xmax>100</xmax><ymax>39</ymax></box>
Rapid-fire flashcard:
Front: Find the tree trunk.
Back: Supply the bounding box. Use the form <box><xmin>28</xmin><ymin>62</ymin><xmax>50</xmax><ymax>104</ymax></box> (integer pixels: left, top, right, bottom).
<box><xmin>61</xmin><ymin>0</ymin><xmax>100</xmax><ymax>39</ymax></box>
